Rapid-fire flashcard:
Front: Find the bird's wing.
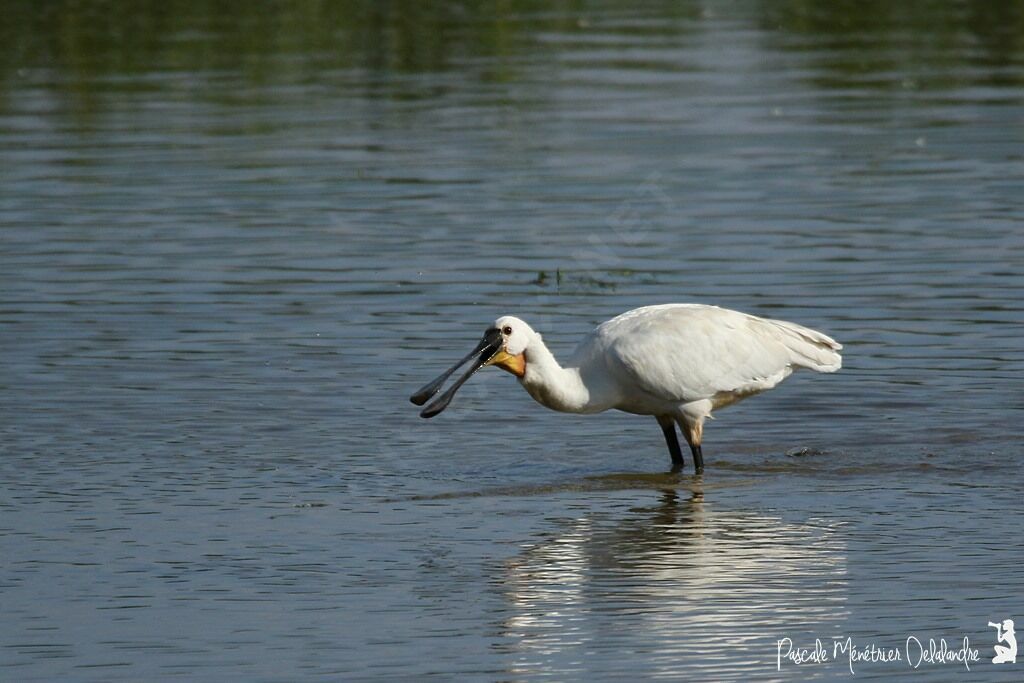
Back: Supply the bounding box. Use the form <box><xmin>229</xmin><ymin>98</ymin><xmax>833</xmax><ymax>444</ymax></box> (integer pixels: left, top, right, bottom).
<box><xmin>596</xmin><ymin>304</ymin><xmax>837</xmax><ymax>403</ymax></box>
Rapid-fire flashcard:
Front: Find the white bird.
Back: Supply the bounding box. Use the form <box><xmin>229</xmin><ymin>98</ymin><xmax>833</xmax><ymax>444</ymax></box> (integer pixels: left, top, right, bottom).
<box><xmin>410</xmin><ymin>304</ymin><xmax>842</xmax><ymax>472</ymax></box>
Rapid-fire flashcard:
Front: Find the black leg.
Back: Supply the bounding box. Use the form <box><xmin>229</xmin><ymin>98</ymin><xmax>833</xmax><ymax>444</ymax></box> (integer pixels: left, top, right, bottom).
<box><xmin>690</xmin><ymin>445</ymin><xmax>704</xmax><ymax>473</ymax></box>
<box><xmin>658</xmin><ymin>418</ymin><xmax>685</xmax><ymax>470</ymax></box>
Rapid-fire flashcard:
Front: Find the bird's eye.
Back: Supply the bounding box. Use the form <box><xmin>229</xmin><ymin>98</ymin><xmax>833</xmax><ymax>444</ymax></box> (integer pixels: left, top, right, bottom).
<box><xmin>502</xmin><ymin>326</ymin><xmax>513</xmax><ymax>335</ymax></box>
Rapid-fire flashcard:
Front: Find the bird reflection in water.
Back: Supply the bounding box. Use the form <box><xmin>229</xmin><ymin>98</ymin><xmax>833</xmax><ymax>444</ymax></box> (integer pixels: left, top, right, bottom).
<box><xmin>499</xmin><ymin>487</ymin><xmax>848</xmax><ymax>679</ymax></box>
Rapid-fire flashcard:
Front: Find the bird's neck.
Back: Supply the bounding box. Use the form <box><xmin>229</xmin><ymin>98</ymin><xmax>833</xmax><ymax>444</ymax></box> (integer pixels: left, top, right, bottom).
<box><xmin>520</xmin><ymin>335</ymin><xmax>602</xmax><ymax>414</ymax></box>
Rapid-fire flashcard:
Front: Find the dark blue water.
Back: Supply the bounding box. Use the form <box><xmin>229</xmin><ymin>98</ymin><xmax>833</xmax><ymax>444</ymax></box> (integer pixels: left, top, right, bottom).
<box><xmin>2</xmin><ymin>2</ymin><xmax>1023</xmax><ymax>680</ymax></box>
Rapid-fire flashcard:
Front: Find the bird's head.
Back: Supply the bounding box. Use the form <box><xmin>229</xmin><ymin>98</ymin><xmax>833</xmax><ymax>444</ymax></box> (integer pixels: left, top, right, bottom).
<box><xmin>408</xmin><ymin>315</ymin><xmax>534</xmax><ymax>418</ymax></box>
<box><xmin>487</xmin><ymin>315</ymin><xmax>531</xmax><ymax>377</ymax></box>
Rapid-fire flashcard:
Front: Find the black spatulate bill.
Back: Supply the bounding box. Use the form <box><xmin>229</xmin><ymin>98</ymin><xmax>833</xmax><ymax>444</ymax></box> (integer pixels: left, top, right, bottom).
<box><xmin>410</xmin><ymin>328</ymin><xmax>502</xmax><ymax>415</ymax></box>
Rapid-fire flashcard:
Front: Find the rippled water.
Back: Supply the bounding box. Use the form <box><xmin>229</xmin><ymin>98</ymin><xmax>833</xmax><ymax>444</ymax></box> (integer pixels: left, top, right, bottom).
<box><xmin>2</xmin><ymin>1</ymin><xmax>1023</xmax><ymax>680</ymax></box>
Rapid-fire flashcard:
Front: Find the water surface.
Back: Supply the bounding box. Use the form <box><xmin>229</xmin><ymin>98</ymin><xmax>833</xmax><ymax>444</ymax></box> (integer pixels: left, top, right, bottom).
<box><xmin>2</xmin><ymin>1</ymin><xmax>1023</xmax><ymax>680</ymax></box>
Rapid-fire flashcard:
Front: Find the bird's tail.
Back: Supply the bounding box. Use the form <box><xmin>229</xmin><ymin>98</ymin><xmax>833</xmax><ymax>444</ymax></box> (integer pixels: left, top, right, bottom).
<box><xmin>761</xmin><ymin>317</ymin><xmax>843</xmax><ymax>372</ymax></box>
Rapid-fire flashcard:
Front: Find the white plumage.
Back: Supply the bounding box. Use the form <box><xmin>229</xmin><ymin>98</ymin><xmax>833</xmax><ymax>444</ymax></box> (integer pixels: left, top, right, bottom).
<box><xmin>590</xmin><ymin>304</ymin><xmax>840</xmax><ymax>409</ymax></box>
<box><xmin>411</xmin><ymin>304</ymin><xmax>842</xmax><ymax>472</ymax></box>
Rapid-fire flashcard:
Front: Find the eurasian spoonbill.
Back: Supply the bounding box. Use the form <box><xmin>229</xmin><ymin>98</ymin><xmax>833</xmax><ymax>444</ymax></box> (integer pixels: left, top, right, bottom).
<box><xmin>410</xmin><ymin>304</ymin><xmax>842</xmax><ymax>472</ymax></box>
